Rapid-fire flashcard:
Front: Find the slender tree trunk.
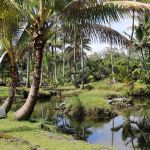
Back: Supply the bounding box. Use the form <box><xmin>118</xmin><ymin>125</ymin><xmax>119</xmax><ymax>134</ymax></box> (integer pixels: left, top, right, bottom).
<box><xmin>80</xmin><ymin>38</ymin><xmax>84</xmax><ymax>89</ymax></box>
<box><xmin>2</xmin><ymin>65</ymin><xmax>18</xmax><ymax>113</ymax></box>
<box><xmin>127</xmin><ymin>9</ymin><xmax>135</xmax><ymax>73</ymax></box>
<box><xmin>62</xmin><ymin>35</ymin><xmax>65</xmax><ymax>79</ymax></box>
<box><xmin>40</xmin><ymin>58</ymin><xmax>43</xmax><ymax>86</ymax></box>
<box><xmin>73</xmin><ymin>33</ymin><xmax>78</xmax><ymax>88</ymax></box>
<box><xmin>26</xmin><ymin>52</ymin><xmax>31</xmax><ymax>88</ymax></box>
<box><xmin>54</xmin><ymin>46</ymin><xmax>58</xmax><ymax>83</ymax></box>
<box><xmin>140</xmin><ymin>47</ymin><xmax>147</xmax><ymax>69</ymax></box>
<box><xmin>14</xmin><ymin>36</ymin><xmax>45</xmax><ymax>120</ymax></box>
<box><xmin>70</xmin><ymin>59</ymin><xmax>72</xmax><ymax>81</ymax></box>
<box><xmin>51</xmin><ymin>46</ymin><xmax>55</xmax><ymax>82</ymax></box>
<box><xmin>109</xmin><ymin>21</ymin><xmax>115</xmax><ymax>83</ymax></box>
<box><xmin>54</xmin><ymin>18</ymin><xmax>58</xmax><ymax>83</ymax></box>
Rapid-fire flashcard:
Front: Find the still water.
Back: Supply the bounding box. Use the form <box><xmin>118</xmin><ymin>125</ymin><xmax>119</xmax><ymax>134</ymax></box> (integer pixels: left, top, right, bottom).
<box><xmin>12</xmin><ymin>98</ymin><xmax>150</xmax><ymax>150</ymax></box>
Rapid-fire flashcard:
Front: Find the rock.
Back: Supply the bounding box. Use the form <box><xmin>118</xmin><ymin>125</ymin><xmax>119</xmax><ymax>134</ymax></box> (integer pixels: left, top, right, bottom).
<box><xmin>0</xmin><ymin>107</ymin><xmax>6</xmax><ymax>118</ymax></box>
<box><xmin>108</xmin><ymin>99</ymin><xmax>113</xmax><ymax>104</ymax></box>
<box><xmin>112</xmin><ymin>97</ymin><xmax>128</xmax><ymax>102</ymax></box>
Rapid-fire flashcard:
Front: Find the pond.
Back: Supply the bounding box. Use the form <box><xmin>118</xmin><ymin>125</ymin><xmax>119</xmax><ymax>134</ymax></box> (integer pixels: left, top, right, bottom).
<box><xmin>12</xmin><ymin>97</ymin><xmax>150</xmax><ymax>150</ymax></box>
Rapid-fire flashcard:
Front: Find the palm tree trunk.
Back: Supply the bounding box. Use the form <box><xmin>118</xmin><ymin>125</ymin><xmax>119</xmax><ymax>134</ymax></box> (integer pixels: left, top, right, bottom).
<box><xmin>26</xmin><ymin>52</ymin><xmax>31</xmax><ymax>88</ymax></box>
<box><xmin>62</xmin><ymin>35</ymin><xmax>65</xmax><ymax>79</ymax></box>
<box><xmin>14</xmin><ymin>37</ymin><xmax>44</xmax><ymax>120</ymax></box>
<box><xmin>73</xmin><ymin>33</ymin><xmax>78</xmax><ymax>88</ymax></box>
<box><xmin>54</xmin><ymin>46</ymin><xmax>58</xmax><ymax>83</ymax></box>
<box><xmin>70</xmin><ymin>59</ymin><xmax>72</xmax><ymax>81</ymax></box>
<box><xmin>2</xmin><ymin>65</ymin><xmax>18</xmax><ymax>113</ymax></box>
<box><xmin>128</xmin><ymin>9</ymin><xmax>135</xmax><ymax>73</ymax></box>
<box><xmin>54</xmin><ymin>18</ymin><xmax>58</xmax><ymax>83</ymax></box>
<box><xmin>140</xmin><ymin>48</ymin><xmax>146</xmax><ymax>69</ymax></box>
<box><xmin>109</xmin><ymin>21</ymin><xmax>115</xmax><ymax>83</ymax></box>
<box><xmin>80</xmin><ymin>38</ymin><xmax>84</xmax><ymax>89</ymax></box>
<box><xmin>40</xmin><ymin>58</ymin><xmax>43</xmax><ymax>86</ymax></box>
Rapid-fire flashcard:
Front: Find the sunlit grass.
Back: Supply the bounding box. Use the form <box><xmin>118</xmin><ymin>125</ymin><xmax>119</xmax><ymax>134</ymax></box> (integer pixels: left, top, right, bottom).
<box><xmin>0</xmin><ymin>113</ymin><xmax>109</xmax><ymax>150</ymax></box>
<box><xmin>79</xmin><ymin>90</ymin><xmax>111</xmax><ymax>110</ymax></box>
<box><xmin>0</xmin><ymin>86</ymin><xmax>9</xmax><ymax>97</ymax></box>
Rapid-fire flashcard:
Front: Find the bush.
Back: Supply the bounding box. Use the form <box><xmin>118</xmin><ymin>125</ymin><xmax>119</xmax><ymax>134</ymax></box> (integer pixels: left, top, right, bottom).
<box><xmin>84</xmin><ymin>84</ymin><xmax>94</xmax><ymax>90</ymax></box>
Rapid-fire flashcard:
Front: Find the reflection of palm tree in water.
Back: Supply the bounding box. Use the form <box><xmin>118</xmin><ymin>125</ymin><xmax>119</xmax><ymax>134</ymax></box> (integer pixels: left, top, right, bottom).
<box><xmin>112</xmin><ymin>115</ymin><xmax>150</xmax><ymax>150</ymax></box>
<box><xmin>74</xmin><ymin>126</ymin><xmax>92</xmax><ymax>141</ymax></box>
<box><xmin>55</xmin><ymin>115</ymin><xmax>92</xmax><ymax>141</ymax></box>
<box><xmin>111</xmin><ymin>117</ymin><xmax>114</xmax><ymax>148</ymax></box>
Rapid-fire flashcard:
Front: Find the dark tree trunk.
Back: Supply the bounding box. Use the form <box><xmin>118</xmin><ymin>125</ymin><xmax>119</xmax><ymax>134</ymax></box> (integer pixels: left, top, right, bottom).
<box><xmin>2</xmin><ymin>65</ymin><xmax>18</xmax><ymax>113</ymax></box>
<box><xmin>26</xmin><ymin>52</ymin><xmax>31</xmax><ymax>88</ymax></box>
<box><xmin>14</xmin><ymin>34</ymin><xmax>45</xmax><ymax>120</ymax></box>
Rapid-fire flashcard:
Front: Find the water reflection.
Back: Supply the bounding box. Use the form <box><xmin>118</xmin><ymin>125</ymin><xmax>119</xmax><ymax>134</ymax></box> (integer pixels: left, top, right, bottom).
<box><xmin>54</xmin><ymin>114</ymin><xmax>111</xmax><ymax>141</ymax></box>
<box><xmin>11</xmin><ymin>98</ymin><xmax>150</xmax><ymax>150</ymax></box>
<box><xmin>113</xmin><ymin>103</ymin><xmax>150</xmax><ymax>150</ymax></box>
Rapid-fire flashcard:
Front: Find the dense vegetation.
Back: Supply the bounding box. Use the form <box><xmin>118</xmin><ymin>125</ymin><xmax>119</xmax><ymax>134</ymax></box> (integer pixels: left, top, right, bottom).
<box><xmin>0</xmin><ymin>0</ymin><xmax>150</xmax><ymax>150</ymax></box>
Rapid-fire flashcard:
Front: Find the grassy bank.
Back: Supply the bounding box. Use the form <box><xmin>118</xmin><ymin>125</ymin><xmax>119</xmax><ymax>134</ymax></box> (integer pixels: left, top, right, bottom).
<box><xmin>61</xmin><ymin>80</ymin><xmax>150</xmax><ymax>117</ymax></box>
<box><xmin>62</xmin><ymin>81</ymin><xmax>123</xmax><ymax>117</ymax></box>
<box><xmin>0</xmin><ymin>113</ymin><xmax>109</xmax><ymax>150</ymax></box>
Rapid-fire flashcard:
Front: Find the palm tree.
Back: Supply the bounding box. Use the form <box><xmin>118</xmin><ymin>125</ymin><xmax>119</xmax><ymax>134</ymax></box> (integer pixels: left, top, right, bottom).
<box><xmin>14</xmin><ymin>0</ymin><xmax>150</xmax><ymax>120</ymax></box>
<box><xmin>133</xmin><ymin>13</ymin><xmax>150</xmax><ymax>68</ymax></box>
<box><xmin>80</xmin><ymin>36</ymin><xmax>91</xmax><ymax>89</ymax></box>
<box><xmin>26</xmin><ymin>51</ymin><xmax>32</xmax><ymax>88</ymax></box>
<box><xmin>108</xmin><ymin>21</ymin><xmax>115</xmax><ymax>84</ymax></box>
<box><xmin>0</xmin><ymin>2</ymin><xmax>31</xmax><ymax>113</ymax></box>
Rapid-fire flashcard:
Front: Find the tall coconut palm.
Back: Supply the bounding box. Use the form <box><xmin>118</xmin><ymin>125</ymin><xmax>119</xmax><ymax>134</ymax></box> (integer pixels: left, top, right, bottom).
<box><xmin>26</xmin><ymin>51</ymin><xmax>32</xmax><ymax>88</ymax></box>
<box><xmin>0</xmin><ymin>1</ymin><xmax>31</xmax><ymax>113</ymax></box>
<box><xmin>133</xmin><ymin>13</ymin><xmax>150</xmax><ymax>68</ymax></box>
<box><xmin>14</xmin><ymin>0</ymin><xmax>150</xmax><ymax>120</ymax></box>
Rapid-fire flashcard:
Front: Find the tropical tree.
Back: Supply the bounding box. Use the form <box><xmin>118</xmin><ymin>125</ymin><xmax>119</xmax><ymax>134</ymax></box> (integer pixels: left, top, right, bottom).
<box><xmin>14</xmin><ymin>0</ymin><xmax>150</xmax><ymax>120</ymax></box>
<box><xmin>133</xmin><ymin>13</ymin><xmax>150</xmax><ymax>68</ymax></box>
<box><xmin>0</xmin><ymin>1</ymin><xmax>31</xmax><ymax>113</ymax></box>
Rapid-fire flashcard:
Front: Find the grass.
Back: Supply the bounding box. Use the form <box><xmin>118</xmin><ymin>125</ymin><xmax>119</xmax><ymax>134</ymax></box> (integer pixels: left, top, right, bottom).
<box><xmin>0</xmin><ymin>86</ymin><xmax>9</xmax><ymax>98</ymax></box>
<box><xmin>79</xmin><ymin>90</ymin><xmax>111</xmax><ymax>110</ymax></box>
<box><xmin>64</xmin><ymin>80</ymin><xmax>124</xmax><ymax>114</ymax></box>
<box><xmin>0</xmin><ymin>113</ymin><xmax>109</xmax><ymax>150</ymax></box>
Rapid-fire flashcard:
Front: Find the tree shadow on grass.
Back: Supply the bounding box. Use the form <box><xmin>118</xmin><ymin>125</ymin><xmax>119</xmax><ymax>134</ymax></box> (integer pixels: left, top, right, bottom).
<box><xmin>1</xmin><ymin>126</ymin><xmax>35</xmax><ymax>133</ymax></box>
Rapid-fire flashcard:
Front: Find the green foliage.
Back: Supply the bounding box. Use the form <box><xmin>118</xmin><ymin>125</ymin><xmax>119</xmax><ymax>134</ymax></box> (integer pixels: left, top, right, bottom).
<box><xmin>84</xmin><ymin>84</ymin><xmax>94</xmax><ymax>90</ymax></box>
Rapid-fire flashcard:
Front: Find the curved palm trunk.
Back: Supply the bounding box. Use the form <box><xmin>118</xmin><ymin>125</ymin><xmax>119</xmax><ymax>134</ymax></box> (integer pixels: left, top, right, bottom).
<box><xmin>2</xmin><ymin>65</ymin><xmax>17</xmax><ymax>113</ymax></box>
<box><xmin>14</xmin><ymin>37</ymin><xmax>44</xmax><ymax>120</ymax></box>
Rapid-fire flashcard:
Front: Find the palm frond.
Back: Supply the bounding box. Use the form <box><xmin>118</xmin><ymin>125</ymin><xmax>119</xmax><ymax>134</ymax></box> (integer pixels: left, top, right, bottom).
<box><xmin>107</xmin><ymin>1</ymin><xmax>150</xmax><ymax>12</ymax></box>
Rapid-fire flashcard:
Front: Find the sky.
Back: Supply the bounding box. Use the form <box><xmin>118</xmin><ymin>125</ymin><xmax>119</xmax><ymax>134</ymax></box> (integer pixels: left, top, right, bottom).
<box><xmin>89</xmin><ymin>17</ymin><xmax>134</xmax><ymax>55</ymax></box>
